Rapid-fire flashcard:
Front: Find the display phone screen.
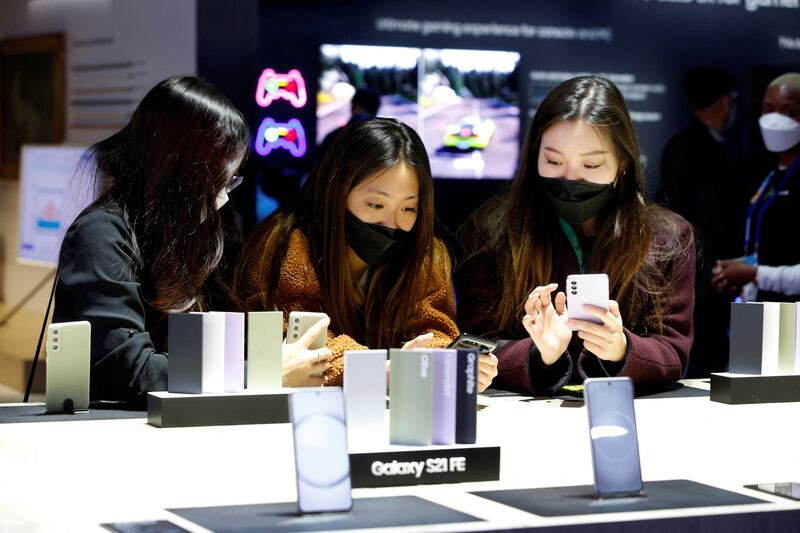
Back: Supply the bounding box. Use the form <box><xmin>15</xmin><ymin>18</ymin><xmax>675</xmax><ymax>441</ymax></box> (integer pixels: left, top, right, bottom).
<box><xmin>288</xmin><ymin>387</ymin><xmax>352</xmax><ymax>513</ymax></box>
<box><xmin>447</xmin><ymin>333</ymin><xmax>497</xmax><ymax>354</ymax></box>
<box><xmin>745</xmin><ymin>482</ymin><xmax>800</xmax><ymax>501</ymax></box>
<box><xmin>566</xmin><ymin>274</ymin><xmax>609</xmax><ymax>330</ymax></box>
<box><xmin>584</xmin><ymin>377</ymin><xmax>643</xmax><ymax>498</ymax></box>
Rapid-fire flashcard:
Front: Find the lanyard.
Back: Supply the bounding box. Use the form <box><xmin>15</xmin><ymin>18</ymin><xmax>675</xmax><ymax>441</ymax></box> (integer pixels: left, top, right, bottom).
<box><xmin>558</xmin><ymin>218</ymin><xmax>585</xmax><ymax>274</ymax></box>
<box><xmin>743</xmin><ymin>157</ymin><xmax>800</xmax><ymax>259</ymax></box>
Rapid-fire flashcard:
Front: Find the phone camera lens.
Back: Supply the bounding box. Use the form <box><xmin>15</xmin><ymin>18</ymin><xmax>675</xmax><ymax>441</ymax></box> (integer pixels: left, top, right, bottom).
<box><xmin>571</xmin><ymin>291</ymin><xmax>577</xmax><ymax>295</ymax></box>
<box><xmin>52</xmin><ymin>345</ymin><xmax>59</xmax><ymax>351</ymax></box>
<box><xmin>53</xmin><ymin>329</ymin><xmax>59</xmax><ymax>335</ymax></box>
<box><xmin>53</xmin><ymin>337</ymin><xmax>58</xmax><ymax>342</ymax></box>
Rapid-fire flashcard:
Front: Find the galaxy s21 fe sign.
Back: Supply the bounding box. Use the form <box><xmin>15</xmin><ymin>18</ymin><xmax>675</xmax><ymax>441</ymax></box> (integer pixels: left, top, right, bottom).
<box><xmin>318</xmin><ymin>44</ymin><xmax>521</xmax><ymax>179</ymax></box>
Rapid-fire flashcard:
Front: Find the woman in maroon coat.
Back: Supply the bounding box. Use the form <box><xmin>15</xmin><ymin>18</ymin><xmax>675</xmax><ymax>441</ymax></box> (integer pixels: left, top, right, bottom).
<box><xmin>456</xmin><ymin>76</ymin><xmax>695</xmax><ymax>395</ymax></box>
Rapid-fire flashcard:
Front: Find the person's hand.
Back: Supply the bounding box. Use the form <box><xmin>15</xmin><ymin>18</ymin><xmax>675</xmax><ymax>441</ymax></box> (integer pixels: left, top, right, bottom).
<box><xmin>711</xmin><ymin>259</ymin><xmax>756</xmax><ymax>294</ymax></box>
<box><xmin>282</xmin><ymin>316</ymin><xmax>331</xmax><ymax>387</ymax></box>
<box><xmin>521</xmin><ymin>283</ymin><xmax>572</xmax><ymax>365</ymax></box>
<box><xmin>402</xmin><ymin>332</ymin><xmax>434</xmax><ymax>351</ymax></box>
<box><xmin>568</xmin><ymin>300</ymin><xmax>627</xmax><ymax>362</ymax></box>
<box><xmin>478</xmin><ymin>352</ymin><xmax>498</xmax><ymax>393</ymax></box>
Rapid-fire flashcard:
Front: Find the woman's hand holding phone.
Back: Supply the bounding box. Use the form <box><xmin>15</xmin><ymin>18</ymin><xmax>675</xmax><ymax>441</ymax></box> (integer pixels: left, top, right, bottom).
<box><xmin>282</xmin><ymin>316</ymin><xmax>332</xmax><ymax>387</ymax></box>
<box><xmin>567</xmin><ymin>300</ymin><xmax>627</xmax><ymax>362</ymax></box>
<box><xmin>477</xmin><ymin>353</ymin><xmax>498</xmax><ymax>392</ymax></box>
<box><xmin>522</xmin><ymin>283</ymin><xmax>572</xmax><ymax>365</ymax></box>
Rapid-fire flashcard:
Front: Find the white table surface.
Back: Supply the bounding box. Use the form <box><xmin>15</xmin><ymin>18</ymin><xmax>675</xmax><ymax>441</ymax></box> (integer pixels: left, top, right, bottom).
<box><xmin>1</xmin><ymin>380</ymin><xmax>799</xmax><ymax>532</ymax></box>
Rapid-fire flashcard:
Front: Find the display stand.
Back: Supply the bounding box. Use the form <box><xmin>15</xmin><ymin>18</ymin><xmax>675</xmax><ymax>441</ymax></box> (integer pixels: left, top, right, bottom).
<box><xmin>710</xmin><ymin>372</ymin><xmax>800</xmax><ymax>405</ymax></box>
<box><xmin>349</xmin><ymin>444</ymin><xmax>500</xmax><ymax>488</ymax></box>
<box><xmin>147</xmin><ymin>390</ymin><xmax>290</xmax><ymax>427</ymax></box>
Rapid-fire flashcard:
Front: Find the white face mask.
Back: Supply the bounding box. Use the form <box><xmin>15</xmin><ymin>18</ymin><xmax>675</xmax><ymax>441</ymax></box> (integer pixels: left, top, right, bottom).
<box><xmin>215</xmin><ymin>190</ymin><xmax>229</xmax><ymax>210</ymax></box>
<box><xmin>759</xmin><ymin>112</ymin><xmax>800</xmax><ymax>153</ymax></box>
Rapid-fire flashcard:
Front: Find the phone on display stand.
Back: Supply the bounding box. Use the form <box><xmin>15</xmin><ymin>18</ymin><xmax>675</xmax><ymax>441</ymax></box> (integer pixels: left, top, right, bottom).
<box><xmin>288</xmin><ymin>387</ymin><xmax>352</xmax><ymax>514</ymax></box>
<box><xmin>287</xmin><ymin>311</ymin><xmax>328</xmax><ymax>349</ymax></box>
<box><xmin>567</xmin><ymin>274</ymin><xmax>609</xmax><ymax>330</ymax></box>
<box><xmin>745</xmin><ymin>482</ymin><xmax>800</xmax><ymax>501</ymax></box>
<box><xmin>46</xmin><ymin>321</ymin><xmax>91</xmax><ymax>414</ymax></box>
<box><xmin>584</xmin><ymin>377</ymin><xmax>643</xmax><ymax>498</ymax></box>
<box><xmin>447</xmin><ymin>332</ymin><xmax>497</xmax><ymax>354</ymax></box>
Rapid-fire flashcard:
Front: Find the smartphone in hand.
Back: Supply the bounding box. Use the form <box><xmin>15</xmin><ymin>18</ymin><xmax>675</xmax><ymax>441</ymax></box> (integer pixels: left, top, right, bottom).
<box><xmin>447</xmin><ymin>333</ymin><xmax>497</xmax><ymax>354</ymax></box>
<box><xmin>567</xmin><ymin>274</ymin><xmax>609</xmax><ymax>329</ymax></box>
<box><xmin>287</xmin><ymin>311</ymin><xmax>328</xmax><ymax>349</ymax></box>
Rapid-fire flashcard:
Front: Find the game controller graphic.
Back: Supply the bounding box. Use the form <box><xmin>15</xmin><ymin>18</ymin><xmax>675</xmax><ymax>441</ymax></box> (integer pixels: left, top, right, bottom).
<box><xmin>255</xmin><ymin>68</ymin><xmax>308</xmax><ymax>108</ymax></box>
<box><xmin>255</xmin><ymin>117</ymin><xmax>307</xmax><ymax>158</ymax></box>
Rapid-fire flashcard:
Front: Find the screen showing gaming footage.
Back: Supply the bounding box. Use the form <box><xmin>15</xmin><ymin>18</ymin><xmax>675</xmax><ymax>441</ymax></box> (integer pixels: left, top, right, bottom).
<box><xmin>318</xmin><ymin>44</ymin><xmax>521</xmax><ymax>180</ymax></box>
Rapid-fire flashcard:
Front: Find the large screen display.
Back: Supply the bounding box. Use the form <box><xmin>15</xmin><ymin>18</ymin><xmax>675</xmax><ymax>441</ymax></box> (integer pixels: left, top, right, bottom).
<box><xmin>318</xmin><ymin>44</ymin><xmax>520</xmax><ymax>179</ymax></box>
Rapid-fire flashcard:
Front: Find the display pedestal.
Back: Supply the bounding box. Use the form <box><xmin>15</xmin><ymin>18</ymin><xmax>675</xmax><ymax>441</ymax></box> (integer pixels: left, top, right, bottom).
<box><xmin>147</xmin><ymin>390</ymin><xmax>289</xmax><ymax>427</ymax></box>
<box><xmin>710</xmin><ymin>372</ymin><xmax>800</xmax><ymax>404</ymax></box>
<box><xmin>349</xmin><ymin>445</ymin><xmax>500</xmax><ymax>488</ymax></box>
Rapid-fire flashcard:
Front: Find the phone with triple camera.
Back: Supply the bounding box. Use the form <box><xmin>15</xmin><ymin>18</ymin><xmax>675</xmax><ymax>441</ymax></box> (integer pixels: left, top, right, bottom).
<box><xmin>447</xmin><ymin>332</ymin><xmax>497</xmax><ymax>354</ymax></box>
<box><xmin>288</xmin><ymin>387</ymin><xmax>352</xmax><ymax>513</ymax></box>
<box><xmin>567</xmin><ymin>273</ymin><xmax>609</xmax><ymax>330</ymax></box>
<box><xmin>287</xmin><ymin>311</ymin><xmax>328</xmax><ymax>349</ymax></box>
<box><xmin>584</xmin><ymin>377</ymin><xmax>643</xmax><ymax>498</ymax></box>
<box><xmin>46</xmin><ymin>321</ymin><xmax>91</xmax><ymax>413</ymax></box>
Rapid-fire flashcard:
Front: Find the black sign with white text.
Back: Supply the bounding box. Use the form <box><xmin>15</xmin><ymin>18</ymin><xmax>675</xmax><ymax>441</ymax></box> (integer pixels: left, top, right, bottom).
<box><xmin>349</xmin><ymin>446</ymin><xmax>501</xmax><ymax>488</ymax></box>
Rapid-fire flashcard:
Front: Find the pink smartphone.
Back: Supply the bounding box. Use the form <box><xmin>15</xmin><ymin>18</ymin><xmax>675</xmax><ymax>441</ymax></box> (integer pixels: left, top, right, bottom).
<box><xmin>566</xmin><ymin>274</ymin><xmax>609</xmax><ymax>329</ymax></box>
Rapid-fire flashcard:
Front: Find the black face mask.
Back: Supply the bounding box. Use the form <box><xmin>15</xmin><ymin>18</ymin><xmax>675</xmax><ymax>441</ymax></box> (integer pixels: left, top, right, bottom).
<box><xmin>344</xmin><ymin>210</ymin><xmax>410</xmax><ymax>266</ymax></box>
<box><xmin>540</xmin><ymin>177</ymin><xmax>613</xmax><ymax>225</ymax></box>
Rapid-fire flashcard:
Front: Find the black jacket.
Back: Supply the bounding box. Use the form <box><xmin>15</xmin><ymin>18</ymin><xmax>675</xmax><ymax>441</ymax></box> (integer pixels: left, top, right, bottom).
<box><xmin>52</xmin><ymin>206</ymin><xmax>168</xmax><ymax>407</ymax></box>
<box><xmin>659</xmin><ymin>118</ymin><xmax>743</xmax><ymax>276</ymax></box>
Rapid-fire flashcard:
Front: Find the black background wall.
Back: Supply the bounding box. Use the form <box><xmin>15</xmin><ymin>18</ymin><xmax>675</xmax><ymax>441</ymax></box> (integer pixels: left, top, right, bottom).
<box><xmin>199</xmin><ymin>0</ymin><xmax>800</xmax><ymax>237</ymax></box>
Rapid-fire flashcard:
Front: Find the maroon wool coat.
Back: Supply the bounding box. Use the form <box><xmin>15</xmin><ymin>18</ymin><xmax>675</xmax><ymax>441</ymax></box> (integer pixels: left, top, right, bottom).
<box><xmin>455</xmin><ymin>211</ymin><xmax>696</xmax><ymax>395</ymax></box>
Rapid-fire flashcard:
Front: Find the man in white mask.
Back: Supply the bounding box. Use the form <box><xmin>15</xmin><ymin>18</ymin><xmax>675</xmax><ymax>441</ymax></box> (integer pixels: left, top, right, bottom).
<box><xmin>712</xmin><ymin>72</ymin><xmax>800</xmax><ymax>302</ymax></box>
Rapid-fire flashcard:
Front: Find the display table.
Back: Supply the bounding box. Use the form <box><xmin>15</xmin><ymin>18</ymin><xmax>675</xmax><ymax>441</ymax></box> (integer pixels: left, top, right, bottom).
<box><xmin>1</xmin><ymin>380</ymin><xmax>799</xmax><ymax>532</ymax></box>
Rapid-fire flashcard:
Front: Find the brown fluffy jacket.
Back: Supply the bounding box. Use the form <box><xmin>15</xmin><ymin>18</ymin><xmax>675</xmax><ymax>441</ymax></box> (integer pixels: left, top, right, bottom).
<box><xmin>238</xmin><ymin>229</ymin><xmax>460</xmax><ymax>385</ymax></box>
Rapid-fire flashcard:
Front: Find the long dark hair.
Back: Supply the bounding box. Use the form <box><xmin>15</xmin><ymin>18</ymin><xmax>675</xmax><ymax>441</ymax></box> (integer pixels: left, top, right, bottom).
<box><xmin>238</xmin><ymin>118</ymin><xmax>450</xmax><ymax>347</ymax></box>
<box><xmin>464</xmin><ymin>76</ymin><xmax>687</xmax><ymax>333</ymax></box>
<box><xmin>87</xmin><ymin>75</ymin><xmax>249</xmax><ymax>312</ymax></box>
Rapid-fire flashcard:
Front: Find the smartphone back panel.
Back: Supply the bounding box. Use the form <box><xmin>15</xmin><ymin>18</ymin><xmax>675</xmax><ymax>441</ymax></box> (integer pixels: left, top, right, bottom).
<box><xmin>567</xmin><ymin>274</ymin><xmax>609</xmax><ymax>327</ymax></box>
<box><xmin>46</xmin><ymin>321</ymin><xmax>91</xmax><ymax>413</ymax></box>
<box><xmin>455</xmin><ymin>349</ymin><xmax>479</xmax><ymax>444</ymax></box>
<box><xmin>389</xmin><ymin>349</ymin><xmax>433</xmax><ymax>445</ymax></box>
<box><xmin>344</xmin><ymin>349</ymin><xmax>387</xmax><ymax>450</ymax></box>
<box><xmin>287</xmin><ymin>311</ymin><xmax>328</xmax><ymax>349</ymax></box>
<box><xmin>584</xmin><ymin>377</ymin><xmax>643</xmax><ymax>497</ymax></box>
<box><xmin>246</xmin><ymin>311</ymin><xmax>283</xmax><ymax>391</ymax></box>
<box><xmin>431</xmin><ymin>349</ymin><xmax>457</xmax><ymax>445</ymax></box>
<box><xmin>288</xmin><ymin>387</ymin><xmax>352</xmax><ymax>513</ymax></box>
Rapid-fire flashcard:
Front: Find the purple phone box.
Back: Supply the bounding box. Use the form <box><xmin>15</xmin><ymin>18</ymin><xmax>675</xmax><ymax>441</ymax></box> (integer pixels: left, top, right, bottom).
<box><xmin>432</xmin><ymin>349</ymin><xmax>457</xmax><ymax>445</ymax></box>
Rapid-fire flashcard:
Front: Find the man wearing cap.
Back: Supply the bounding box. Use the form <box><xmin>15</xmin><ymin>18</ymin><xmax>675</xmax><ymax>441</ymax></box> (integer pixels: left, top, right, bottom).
<box><xmin>659</xmin><ymin>67</ymin><xmax>741</xmax><ymax>377</ymax></box>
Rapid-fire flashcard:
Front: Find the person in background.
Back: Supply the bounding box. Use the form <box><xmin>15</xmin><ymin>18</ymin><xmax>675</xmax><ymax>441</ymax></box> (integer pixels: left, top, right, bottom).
<box><xmin>712</xmin><ymin>73</ymin><xmax>800</xmax><ymax>302</ymax></box>
<box><xmin>316</xmin><ymin>88</ymin><xmax>381</xmax><ymax>165</ymax></box>
<box><xmin>456</xmin><ymin>76</ymin><xmax>695</xmax><ymax>395</ymax></box>
<box><xmin>53</xmin><ymin>75</ymin><xmax>328</xmax><ymax>407</ymax></box>
<box><xmin>237</xmin><ymin>118</ymin><xmax>498</xmax><ymax>391</ymax></box>
<box><xmin>658</xmin><ymin>66</ymin><xmax>741</xmax><ymax>377</ymax></box>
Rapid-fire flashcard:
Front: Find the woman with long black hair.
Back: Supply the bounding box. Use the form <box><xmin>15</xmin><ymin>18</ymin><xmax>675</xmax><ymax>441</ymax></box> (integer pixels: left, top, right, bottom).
<box><xmin>457</xmin><ymin>76</ymin><xmax>695</xmax><ymax>394</ymax></box>
<box><xmin>53</xmin><ymin>75</ymin><xmax>328</xmax><ymax>406</ymax></box>
<box><xmin>237</xmin><ymin>118</ymin><xmax>498</xmax><ymax>390</ymax></box>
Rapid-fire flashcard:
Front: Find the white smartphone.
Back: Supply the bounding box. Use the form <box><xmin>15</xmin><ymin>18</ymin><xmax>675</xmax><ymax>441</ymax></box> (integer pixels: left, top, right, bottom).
<box><xmin>46</xmin><ymin>321</ymin><xmax>91</xmax><ymax>413</ymax></box>
<box><xmin>287</xmin><ymin>311</ymin><xmax>328</xmax><ymax>349</ymax></box>
<box><xmin>567</xmin><ymin>273</ymin><xmax>609</xmax><ymax>329</ymax></box>
<box><xmin>584</xmin><ymin>377</ymin><xmax>643</xmax><ymax>498</ymax></box>
<box><xmin>288</xmin><ymin>387</ymin><xmax>352</xmax><ymax>514</ymax></box>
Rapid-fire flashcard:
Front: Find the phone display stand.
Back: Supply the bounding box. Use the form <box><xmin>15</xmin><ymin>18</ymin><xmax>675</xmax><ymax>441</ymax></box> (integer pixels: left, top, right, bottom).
<box><xmin>710</xmin><ymin>372</ymin><xmax>800</xmax><ymax>404</ymax></box>
<box><xmin>147</xmin><ymin>390</ymin><xmax>290</xmax><ymax>428</ymax></box>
